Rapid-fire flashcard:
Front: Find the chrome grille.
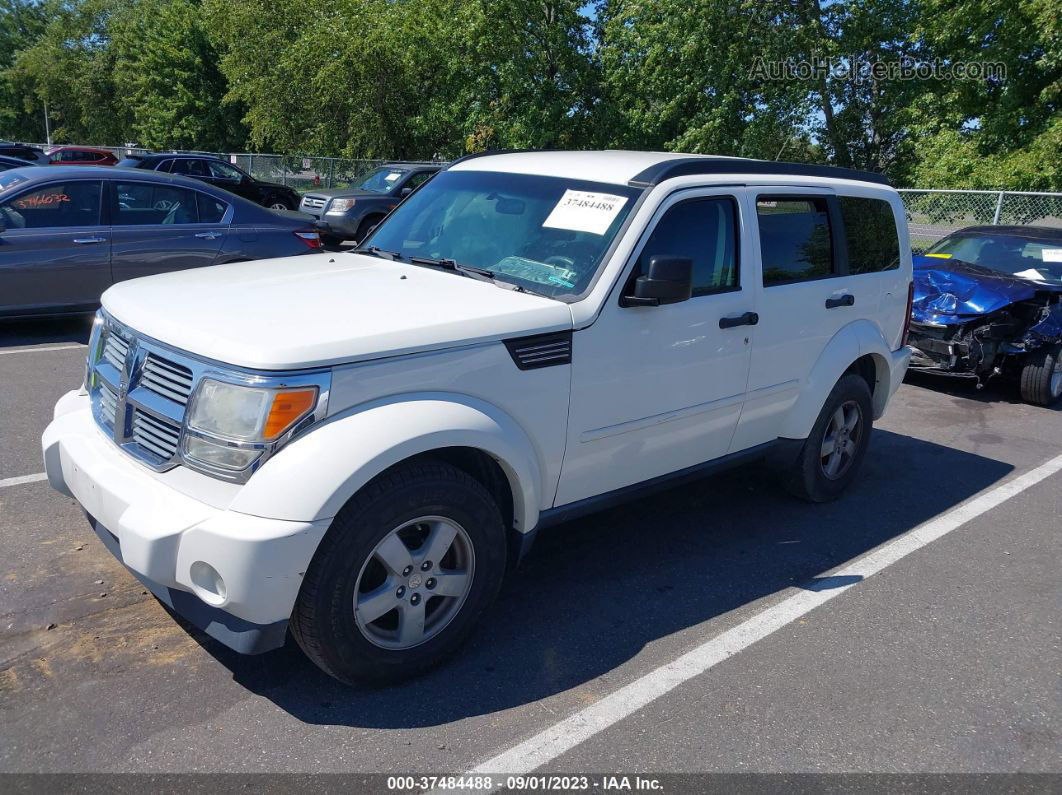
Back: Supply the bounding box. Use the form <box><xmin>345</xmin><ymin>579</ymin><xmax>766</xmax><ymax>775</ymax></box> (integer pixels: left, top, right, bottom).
<box><xmin>102</xmin><ymin>332</ymin><xmax>129</xmax><ymax>371</ymax></box>
<box><xmin>98</xmin><ymin>381</ymin><xmax>119</xmax><ymax>428</ymax></box>
<box><xmin>85</xmin><ymin>311</ymin><xmax>330</xmax><ymax>481</ymax></box>
<box><xmin>141</xmin><ymin>354</ymin><xmax>193</xmax><ymax>405</ymax></box>
<box><xmin>301</xmin><ymin>195</ymin><xmax>327</xmax><ymax>210</ymax></box>
<box><xmin>131</xmin><ymin>410</ymin><xmax>181</xmax><ymax>460</ymax></box>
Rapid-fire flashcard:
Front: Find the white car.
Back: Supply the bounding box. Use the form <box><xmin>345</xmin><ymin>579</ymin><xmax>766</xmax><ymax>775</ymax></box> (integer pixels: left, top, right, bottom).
<box><xmin>42</xmin><ymin>150</ymin><xmax>913</xmax><ymax>684</ymax></box>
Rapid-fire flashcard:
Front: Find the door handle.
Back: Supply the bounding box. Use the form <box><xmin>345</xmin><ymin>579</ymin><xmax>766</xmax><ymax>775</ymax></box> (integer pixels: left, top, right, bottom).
<box><xmin>72</xmin><ymin>236</ymin><xmax>106</xmax><ymax>245</ymax></box>
<box><xmin>194</xmin><ymin>231</ymin><xmax>222</xmax><ymax>239</ymax></box>
<box><xmin>825</xmin><ymin>294</ymin><xmax>855</xmax><ymax>309</ymax></box>
<box><xmin>719</xmin><ymin>311</ymin><xmax>759</xmax><ymax>329</ymax></box>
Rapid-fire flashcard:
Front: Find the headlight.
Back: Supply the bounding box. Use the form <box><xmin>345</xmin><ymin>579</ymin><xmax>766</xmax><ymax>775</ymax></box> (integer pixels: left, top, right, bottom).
<box><xmin>184</xmin><ymin>378</ymin><xmax>322</xmax><ymax>474</ymax></box>
<box><xmin>84</xmin><ymin>311</ymin><xmax>104</xmax><ymax>390</ymax></box>
<box><xmin>188</xmin><ymin>379</ymin><xmax>318</xmax><ymax>441</ymax></box>
<box><xmin>325</xmin><ymin>198</ymin><xmax>355</xmax><ymax>215</ymax></box>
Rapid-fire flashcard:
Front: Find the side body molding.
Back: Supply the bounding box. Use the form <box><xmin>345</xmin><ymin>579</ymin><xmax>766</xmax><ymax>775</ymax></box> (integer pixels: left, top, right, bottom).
<box><xmin>229</xmin><ymin>393</ymin><xmax>544</xmax><ymax>533</ymax></box>
<box><xmin>778</xmin><ymin>319</ymin><xmax>896</xmax><ymax>439</ymax></box>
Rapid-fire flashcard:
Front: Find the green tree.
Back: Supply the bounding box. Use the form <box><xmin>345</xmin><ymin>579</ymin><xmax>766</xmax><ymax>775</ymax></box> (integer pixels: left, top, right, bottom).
<box><xmin>0</xmin><ymin>0</ymin><xmax>50</xmax><ymax>141</ymax></box>
<box><xmin>9</xmin><ymin>0</ymin><xmax>128</xmax><ymax>144</ymax></box>
<box><xmin>597</xmin><ymin>0</ymin><xmax>817</xmax><ymax>160</ymax></box>
<box><xmin>906</xmin><ymin>0</ymin><xmax>1062</xmax><ymax>188</ymax></box>
<box><xmin>110</xmin><ymin>0</ymin><xmax>247</xmax><ymax>151</ymax></box>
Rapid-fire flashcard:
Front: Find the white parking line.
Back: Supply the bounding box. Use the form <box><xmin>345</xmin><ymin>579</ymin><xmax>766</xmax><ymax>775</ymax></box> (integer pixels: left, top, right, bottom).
<box><xmin>0</xmin><ymin>344</ymin><xmax>85</xmax><ymax>356</ymax></box>
<box><xmin>464</xmin><ymin>451</ymin><xmax>1062</xmax><ymax>780</ymax></box>
<box><xmin>0</xmin><ymin>472</ymin><xmax>48</xmax><ymax>488</ymax></box>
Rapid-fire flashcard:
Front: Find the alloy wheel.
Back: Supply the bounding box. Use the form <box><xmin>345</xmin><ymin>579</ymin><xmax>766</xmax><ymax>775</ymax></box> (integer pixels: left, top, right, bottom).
<box><xmin>820</xmin><ymin>399</ymin><xmax>863</xmax><ymax>480</ymax></box>
<box><xmin>353</xmin><ymin>516</ymin><xmax>475</xmax><ymax>650</ymax></box>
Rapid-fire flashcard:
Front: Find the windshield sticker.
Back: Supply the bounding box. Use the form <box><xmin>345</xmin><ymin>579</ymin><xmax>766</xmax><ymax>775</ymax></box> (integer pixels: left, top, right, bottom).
<box><xmin>925</xmin><ymin>253</ymin><xmax>952</xmax><ymax>259</ymax></box>
<box><xmin>384</xmin><ymin>172</ymin><xmax>401</xmax><ymax>182</ymax></box>
<box><xmin>494</xmin><ymin>256</ymin><xmax>576</xmax><ymax>288</ymax></box>
<box><xmin>1041</xmin><ymin>248</ymin><xmax>1062</xmax><ymax>263</ymax></box>
<box><xmin>543</xmin><ymin>190</ymin><xmax>629</xmax><ymax>235</ymax></box>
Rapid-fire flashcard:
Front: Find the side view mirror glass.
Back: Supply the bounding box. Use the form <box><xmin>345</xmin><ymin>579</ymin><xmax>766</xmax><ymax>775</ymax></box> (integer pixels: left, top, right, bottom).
<box><xmin>399</xmin><ymin>187</ymin><xmax>413</xmax><ymax>197</ymax></box>
<box><xmin>621</xmin><ymin>255</ymin><xmax>694</xmax><ymax>307</ymax></box>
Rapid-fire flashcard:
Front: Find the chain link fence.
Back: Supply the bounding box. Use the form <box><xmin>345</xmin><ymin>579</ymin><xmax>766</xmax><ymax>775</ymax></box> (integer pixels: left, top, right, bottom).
<box><xmin>22</xmin><ymin>143</ymin><xmax>438</xmax><ymax>192</ymax></box>
<box><xmin>15</xmin><ymin>143</ymin><xmax>1062</xmax><ymax>234</ymax></box>
<box><xmin>898</xmin><ymin>189</ymin><xmax>1062</xmax><ymax>253</ymax></box>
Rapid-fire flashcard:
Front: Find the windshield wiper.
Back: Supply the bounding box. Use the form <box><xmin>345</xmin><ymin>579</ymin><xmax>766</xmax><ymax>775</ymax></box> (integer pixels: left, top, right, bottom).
<box><xmin>354</xmin><ymin>246</ymin><xmax>402</xmax><ymax>261</ymax></box>
<box><xmin>408</xmin><ymin>255</ymin><xmax>496</xmax><ymax>281</ymax></box>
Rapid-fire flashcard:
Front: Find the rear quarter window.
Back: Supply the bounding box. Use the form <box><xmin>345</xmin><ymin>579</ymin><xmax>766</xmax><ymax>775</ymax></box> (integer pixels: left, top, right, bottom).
<box><xmin>839</xmin><ymin>196</ymin><xmax>900</xmax><ymax>273</ymax></box>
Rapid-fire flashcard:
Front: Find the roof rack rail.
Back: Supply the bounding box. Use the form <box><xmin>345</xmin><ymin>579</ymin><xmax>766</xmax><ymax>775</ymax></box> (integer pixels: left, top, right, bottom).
<box><xmin>628</xmin><ymin>157</ymin><xmax>890</xmax><ymax>187</ymax></box>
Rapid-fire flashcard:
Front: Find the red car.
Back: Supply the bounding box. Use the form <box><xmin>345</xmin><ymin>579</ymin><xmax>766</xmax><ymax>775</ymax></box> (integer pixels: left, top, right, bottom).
<box><xmin>46</xmin><ymin>146</ymin><xmax>119</xmax><ymax>166</ymax></box>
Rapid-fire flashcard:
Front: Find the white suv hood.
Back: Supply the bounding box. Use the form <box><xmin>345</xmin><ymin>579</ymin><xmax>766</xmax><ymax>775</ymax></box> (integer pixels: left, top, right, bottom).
<box><xmin>101</xmin><ymin>253</ymin><xmax>574</xmax><ymax>370</ymax></box>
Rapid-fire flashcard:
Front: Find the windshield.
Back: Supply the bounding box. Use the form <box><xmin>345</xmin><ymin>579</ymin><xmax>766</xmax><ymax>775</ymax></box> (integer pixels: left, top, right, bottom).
<box><xmin>363</xmin><ymin>170</ymin><xmax>641</xmax><ymax>298</ymax></box>
<box><xmin>357</xmin><ymin>167</ymin><xmax>409</xmax><ymax>193</ymax></box>
<box><xmin>0</xmin><ymin>171</ymin><xmax>29</xmax><ymax>191</ymax></box>
<box><xmin>927</xmin><ymin>232</ymin><xmax>1062</xmax><ymax>285</ymax></box>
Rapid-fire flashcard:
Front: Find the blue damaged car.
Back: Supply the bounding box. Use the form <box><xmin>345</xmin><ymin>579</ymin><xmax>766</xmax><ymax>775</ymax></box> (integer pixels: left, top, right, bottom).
<box><xmin>908</xmin><ymin>225</ymin><xmax>1062</xmax><ymax>405</ymax></box>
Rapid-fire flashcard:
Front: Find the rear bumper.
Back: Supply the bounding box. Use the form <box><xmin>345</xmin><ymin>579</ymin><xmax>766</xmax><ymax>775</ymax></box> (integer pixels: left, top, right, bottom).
<box><xmin>42</xmin><ymin>391</ymin><xmax>330</xmax><ymax>654</ymax></box>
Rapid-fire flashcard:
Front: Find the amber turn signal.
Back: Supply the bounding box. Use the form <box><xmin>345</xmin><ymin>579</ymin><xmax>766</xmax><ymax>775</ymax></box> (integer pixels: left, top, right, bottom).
<box><xmin>263</xmin><ymin>388</ymin><xmax>318</xmax><ymax>440</ymax></box>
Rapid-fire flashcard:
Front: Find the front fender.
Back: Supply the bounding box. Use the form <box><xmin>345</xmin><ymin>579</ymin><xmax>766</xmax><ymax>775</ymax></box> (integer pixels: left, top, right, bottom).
<box><xmin>778</xmin><ymin>320</ymin><xmax>898</xmax><ymax>439</ymax></box>
<box><xmin>229</xmin><ymin>393</ymin><xmax>544</xmax><ymax>533</ymax></box>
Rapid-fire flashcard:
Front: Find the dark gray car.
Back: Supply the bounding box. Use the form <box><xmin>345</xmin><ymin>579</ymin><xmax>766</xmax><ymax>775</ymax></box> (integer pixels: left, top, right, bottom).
<box><xmin>0</xmin><ymin>166</ymin><xmax>323</xmax><ymax>319</ymax></box>
<box><xmin>299</xmin><ymin>163</ymin><xmax>441</xmax><ymax>246</ymax></box>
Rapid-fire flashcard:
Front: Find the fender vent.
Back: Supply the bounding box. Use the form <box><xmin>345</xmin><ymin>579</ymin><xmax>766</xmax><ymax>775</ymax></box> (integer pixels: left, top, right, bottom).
<box><xmin>504</xmin><ymin>331</ymin><xmax>573</xmax><ymax>370</ymax></box>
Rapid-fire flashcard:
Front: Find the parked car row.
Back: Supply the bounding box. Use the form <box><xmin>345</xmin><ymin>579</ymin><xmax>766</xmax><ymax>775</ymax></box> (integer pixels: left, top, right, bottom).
<box><xmin>0</xmin><ymin>165</ymin><xmax>322</xmax><ymax>318</ymax></box>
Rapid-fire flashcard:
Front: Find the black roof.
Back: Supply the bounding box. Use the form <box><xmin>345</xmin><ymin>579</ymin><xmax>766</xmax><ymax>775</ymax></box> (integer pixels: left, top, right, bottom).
<box><xmin>446</xmin><ymin>149</ymin><xmax>889</xmax><ymax>186</ymax></box>
<box><xmin>628</xmin><ymin>156</ymin><xmax>890</xmax><ymax>187</ymax></box>
<box><xmin>951</xmin><ymin>225</ymin><xmax>1062</xmax><ymax>243</ymax></box>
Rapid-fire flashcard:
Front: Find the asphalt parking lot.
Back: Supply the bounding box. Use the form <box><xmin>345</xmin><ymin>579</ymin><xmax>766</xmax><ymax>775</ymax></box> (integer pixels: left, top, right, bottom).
<box><xmin>1</xmin><ymin>316</ymin><xmax>1060</xmax><ymax>777</ymax></box>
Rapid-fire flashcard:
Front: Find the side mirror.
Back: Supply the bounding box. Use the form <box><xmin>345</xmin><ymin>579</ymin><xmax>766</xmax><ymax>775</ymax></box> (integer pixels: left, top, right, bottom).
<box><xmin>621</xmin><ymin>255</ymin><xmax>693</xmax><ymax>307</ymax></box>
<box><xmin>399</xmin><ymin>187</ymin><xmax>412</xmax><ymax>197</ymax></box>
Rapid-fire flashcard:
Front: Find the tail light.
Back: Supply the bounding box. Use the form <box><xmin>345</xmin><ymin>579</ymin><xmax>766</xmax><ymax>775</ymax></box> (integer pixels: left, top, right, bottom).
<box><xmin>901</xmin><ymin>280</ymin><xmax>914</xmax><ymax>347</ymax></box>
<box><xmin>293</xmin><ymin>229</ymin><xmax>322</xmax><ymax>249</ymax></box>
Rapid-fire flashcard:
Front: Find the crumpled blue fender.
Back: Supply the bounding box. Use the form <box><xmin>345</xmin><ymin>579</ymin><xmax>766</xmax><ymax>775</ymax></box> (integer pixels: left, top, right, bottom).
<box><xmin>1023</xmin><ymin>302</ymin><xmax>1062</xmax><ymax>348</ymax></box>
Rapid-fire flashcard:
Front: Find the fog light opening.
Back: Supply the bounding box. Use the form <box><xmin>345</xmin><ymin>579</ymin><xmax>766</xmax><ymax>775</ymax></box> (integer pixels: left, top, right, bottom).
<box><xmin>189</xmin><ymin>561</ymin><xmax>227</xmax><ymax>604</ymax></box>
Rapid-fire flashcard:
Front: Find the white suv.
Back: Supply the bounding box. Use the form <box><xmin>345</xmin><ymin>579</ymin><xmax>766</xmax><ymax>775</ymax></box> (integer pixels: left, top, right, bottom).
<box><xmin>43</xmin><ymin>151</ymin><xmax>913</xmax><ymax>683</ymax></box>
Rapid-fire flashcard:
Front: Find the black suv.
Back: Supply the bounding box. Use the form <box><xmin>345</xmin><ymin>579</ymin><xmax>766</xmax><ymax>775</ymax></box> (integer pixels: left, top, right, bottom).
<box><xmin>117</xmin><ymin>153</ymin><xmax>301</xmax><ymax>210</ymax></box>
<box><xmin>0</xmin><ymin>142</ymin><xmax>48</xmax><ymax>164</ymax></box>
<box><xmin>299</xmin><ymin>163</ymin><xmax>441</xmax><ymax>245</ymax></box>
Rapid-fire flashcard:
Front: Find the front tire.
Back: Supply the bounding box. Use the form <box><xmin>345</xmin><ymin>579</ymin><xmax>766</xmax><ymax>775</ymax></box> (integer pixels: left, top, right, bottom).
<box><xmin>1019</xmin><ymin>344</ymin><xmax>1062</xmax><ymax>407</ymax></box>
<box><xmin>290</xmin><ymin>460</ymin><xmax>507</xmax><ymax>685</ymax></box>
<box><xmin>266</xmin><ymin>196</ymin><xmax>294</xmax><ymax>211</ymax></box>
<box><xmin>782</xmin><ymin>373</ymin><xmax>873</xmax><ymax>502</ymax></box>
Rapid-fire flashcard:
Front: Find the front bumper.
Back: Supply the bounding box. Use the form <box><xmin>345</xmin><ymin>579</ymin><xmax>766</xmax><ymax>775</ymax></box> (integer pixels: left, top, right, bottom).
<box><xmin>42</xmin><ymin>391</ymin><xmax>330</xmax><ymax>654</ymax></box>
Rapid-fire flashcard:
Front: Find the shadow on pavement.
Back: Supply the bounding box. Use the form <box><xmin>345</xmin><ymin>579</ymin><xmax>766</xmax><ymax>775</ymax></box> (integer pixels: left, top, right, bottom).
<box><xmin>184</xmin><ymin>428</ymin><xmax>1013</xmax><ymax>728</ymax></box>
<box><xmin>904</xmin><ymin>369</ymin><xmax>1061</xmax><ymax>411</ymax></box>
<box><xmin>0</xmin><ymin>315</ymin><xmax>94</xmax><ymax>348</ymax></box>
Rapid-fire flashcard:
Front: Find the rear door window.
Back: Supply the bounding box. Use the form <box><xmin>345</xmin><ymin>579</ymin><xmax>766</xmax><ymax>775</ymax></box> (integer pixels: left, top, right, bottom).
<box><xmin>757</xmin><ymin>197</ymin><xmax>835</xmax><ymax>285</ymax></box>
<box><xmin>196</xmin><ymin>192</ymin><xmax>229</xmax><ymax>223</ymax></box>
<box><xmin>0</xmin><ymin>181</ymin><xmax>102</xmax><ymax>228</ymax></box>
<box><xmin>114</xmin><ymin>182</ymin><xmax>200</xmax><ymax>225</ymax></box>
<box><xmin>839</xmin><ymin>196</ymin><xmax>900</xmax><ymax>273</ymax></box>
<box><xmin>170</xmin><ymin>159</ymin><xmax>210</xmax><ymax>177</ymax></box>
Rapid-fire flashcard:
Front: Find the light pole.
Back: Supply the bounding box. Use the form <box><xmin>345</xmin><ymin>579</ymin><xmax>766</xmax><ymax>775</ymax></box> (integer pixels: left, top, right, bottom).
<box><xmin>43</xmin><ymin>98</ymin><xmax>51</xmax><ymax>145</ymax></box>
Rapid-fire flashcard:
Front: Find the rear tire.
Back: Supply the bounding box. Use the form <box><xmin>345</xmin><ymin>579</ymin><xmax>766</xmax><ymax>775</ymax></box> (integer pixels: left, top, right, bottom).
<box><xmin>290</xmin><ymin>460</ymin><xmax>507</xmax><ymax>685</ymax></box>
<box><xmin>1019</xmin><ymin>344</ymin><xmax>1062</xmax><ymax>407</ymax></box>
<box><xmin>782</xmin><ymin>373</ymin><xmax>873</xmax><ymax>502</ymax></box>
